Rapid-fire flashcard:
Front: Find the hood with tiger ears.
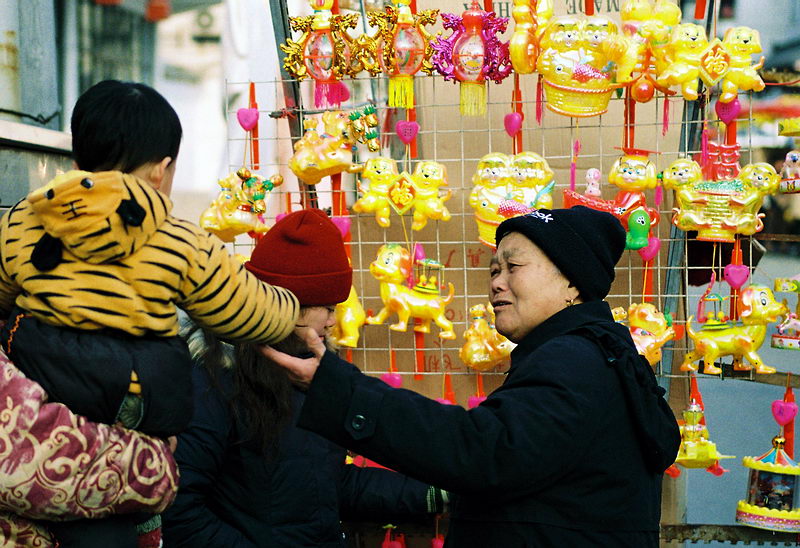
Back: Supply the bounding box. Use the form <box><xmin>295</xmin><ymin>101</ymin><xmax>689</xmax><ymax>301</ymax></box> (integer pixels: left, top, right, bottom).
<box><xmin>27</xmin><ymin>170</ymin><xmax>172</xmax><ymax>271</ymax></box>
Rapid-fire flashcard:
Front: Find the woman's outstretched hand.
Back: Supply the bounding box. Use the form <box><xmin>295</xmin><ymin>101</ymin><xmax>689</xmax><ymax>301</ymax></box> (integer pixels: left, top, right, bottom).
<box><xmin>259</xmin><ymin>326</ymin><xmax>325</xmax><ymax>389</ymax></box>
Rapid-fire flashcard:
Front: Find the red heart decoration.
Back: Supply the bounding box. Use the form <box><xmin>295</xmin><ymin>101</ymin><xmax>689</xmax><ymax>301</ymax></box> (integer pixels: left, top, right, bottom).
<box><xmin>380</xmin><ymin>372</ymin><xmax>402</xmax><ymax>388</ymax></box>
<box><xmin>395</xmin><ymin>120</ymin><xmax>419</xmax><ymax>145</ymax></box>
<box><xmin>436</xmin><ymin>397</ymin><xmax>454</xmax><ymax>405</ymax></box>
<box><xmin>773</xmin><ymin>400</ymin><xmax>798</xmax><ymax>426</ymax></box>
<box><xmin>715</xmin><ymin>98</ymin><xmax>741</xmax><ymax>126</ymax></box>
<box><xmin>431</xmin><ymin>536</ymin><xmax>445</xmax><ymax>548</ymax></box>
<box><xmin>504</xmin><ymin>112</ymin><xmax>523</xmax><ymax>137</ymax></box>
<box><xmin>237</xmin><ymin>108</ymin><xmax>259</xmax><ymax>131</ymax></box>
<box><xmin>723</xmin><ymin>263</ymin><xmax>749</xmax><ymax>290</ymax></box>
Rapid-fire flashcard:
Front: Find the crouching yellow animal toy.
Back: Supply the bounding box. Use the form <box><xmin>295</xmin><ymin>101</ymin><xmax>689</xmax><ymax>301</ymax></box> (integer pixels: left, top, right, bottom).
<box><xmin>460</xmin><ymin>303</ymin><xmax>513</xmax><ymax>370</ymax></box>
<box><xmin>332</xmin><ymin>286</ymin><xmax>366</xmax><ymax>348</ymax></box>
<box><xmin>681</xmin><ymin>285</ymin><xmax>788</xmax><ymax>375</ymax></box>
<box><xmin>367</xmin><ymin>244</ymin><xmax>456</xmax><ymax>339</ymax></box>
<box><xmin>200</xmin><ymin>168</ymin><xmax>283</xmax><ymax>242</ymax></box>
<box><xmin>618</xmin><ymin>303</ymin><xmax>676</xmax><ymax>366</ymax></box>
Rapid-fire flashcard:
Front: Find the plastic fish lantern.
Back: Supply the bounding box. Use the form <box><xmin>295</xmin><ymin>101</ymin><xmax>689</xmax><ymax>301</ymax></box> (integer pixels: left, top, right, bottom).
<box><xmin>536</xmin><ymin>15</ymin><xmax>624</xmax><ymax>117</ymax></box>
<box><xmin>431</xmin><ymin>1</ymin><xmax>512</xmax><ymax>116</ymax></box>
<box><xmin>279</xmin><ymin>0</ymin><xmax>359</xmax><ymax>108</ymax></box>
<box><xmin>199</xmin><ymin>169</ymin><xmax>282</xmax><ymax>242</ymax></box>
<box><xmin>369</xmin><ymin>0</ymin><xmax>438</xmax><ymax>109</ymax></box>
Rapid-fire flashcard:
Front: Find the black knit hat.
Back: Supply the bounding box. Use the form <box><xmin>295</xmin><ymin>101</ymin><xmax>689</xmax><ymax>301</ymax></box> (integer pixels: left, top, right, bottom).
<box><xmin>495</xmin><ymin>206</ymin><xmax>626</xmax><ymax>301</ymax></box>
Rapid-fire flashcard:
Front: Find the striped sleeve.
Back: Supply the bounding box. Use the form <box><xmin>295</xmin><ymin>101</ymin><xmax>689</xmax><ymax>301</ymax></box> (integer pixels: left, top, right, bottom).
<box><xmin>179</xmin><ymin>229</ymin><xmax>299</xmax><ymax>344</ymax></box>
<box><xmin>0</xmin><ymin>204</ymin><xmax>23</xmax><ymax>316</ymax></box>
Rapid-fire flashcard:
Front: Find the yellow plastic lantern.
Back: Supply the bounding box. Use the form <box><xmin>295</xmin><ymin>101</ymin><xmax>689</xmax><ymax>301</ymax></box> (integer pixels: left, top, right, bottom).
<box><xmin>537</xmin><ymin>15</ymin><xmax>624</xmax><ymax>117</ymax></box>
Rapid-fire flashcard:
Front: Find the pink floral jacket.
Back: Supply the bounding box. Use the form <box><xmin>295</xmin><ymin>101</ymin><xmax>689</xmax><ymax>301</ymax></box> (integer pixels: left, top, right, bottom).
<box><xmin>0</xmin><ymin>350</ymin><xmax>178</xmax><ymax>546</ymax></box>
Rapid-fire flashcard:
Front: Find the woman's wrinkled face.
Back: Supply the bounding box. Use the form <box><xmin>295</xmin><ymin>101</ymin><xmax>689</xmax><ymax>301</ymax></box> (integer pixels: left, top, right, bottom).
<box><xmin>297</xmin><ymin>305</ymin><xmax>337</xmax><ymax>344</ymax></box>
<box><xmin>489</xmin><ymin>232</ymin><xmax>577</xmax><ymax>343</ymax></box>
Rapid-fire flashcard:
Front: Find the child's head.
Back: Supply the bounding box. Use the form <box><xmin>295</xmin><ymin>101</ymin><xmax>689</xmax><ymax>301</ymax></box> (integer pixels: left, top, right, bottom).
<box><xmin>71</xmin><ymin>80</ymin><xmax>182</xmax><ymax>195</ymax></box>
<box><xmin>245</xmin><ymin>208</ymin><xmax>352</xmax><ymax>342</ymax></box>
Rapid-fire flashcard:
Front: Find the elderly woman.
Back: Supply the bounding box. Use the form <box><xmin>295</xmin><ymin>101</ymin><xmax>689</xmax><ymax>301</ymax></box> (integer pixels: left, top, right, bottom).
<box><xmin>264</xmin><ymin>206</ymin><xmax>680</xmax><ymax>548</ymax></box>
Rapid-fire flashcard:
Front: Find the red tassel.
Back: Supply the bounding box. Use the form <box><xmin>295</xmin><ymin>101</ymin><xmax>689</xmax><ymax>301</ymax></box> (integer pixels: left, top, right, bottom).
<box><xmin>694</xmin><ymin>0</ymin><xmax>707</xmax><ymax>19</ymax></box>
<box><xmin>785</xmin><ymin>375</ymin><xmax>795</xmax><ymax>459</ymax></box>
<box><xmin>536</xmin><ymin>75</ymin><xmax>543</xmax><ymax>126</ymax></box>
<box><xmin>662</xmin><ymin>97</ymin><xmax>670</xmax><ymax>136</ymax></box>
<box><xmin>585</xmin><ymin>0</ymin><xmax>595</xmax><ymax>15</ymax></box>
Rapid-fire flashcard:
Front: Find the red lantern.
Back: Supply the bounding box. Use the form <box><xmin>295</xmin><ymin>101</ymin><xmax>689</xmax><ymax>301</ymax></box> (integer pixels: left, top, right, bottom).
<box><xmin>303</xmin><ymin>17</ymin><xmax>352</xmax><ymax>108</ymax></box>
<box><xmin>374</xmin><ymin>0</ymin><xmax>436</xmax><ymax>109</ymax></box>
<box><xmin>145</xmin><ymin>0</ymin><xmax>171</xmax><ymax>23</ymax></box>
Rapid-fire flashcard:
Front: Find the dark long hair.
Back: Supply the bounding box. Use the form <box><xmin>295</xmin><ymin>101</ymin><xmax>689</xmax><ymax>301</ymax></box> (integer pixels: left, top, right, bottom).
<box><xmin>190</xmin><ymin>325</ymin><xmax>310</xmax><ymax>455</ymax></box>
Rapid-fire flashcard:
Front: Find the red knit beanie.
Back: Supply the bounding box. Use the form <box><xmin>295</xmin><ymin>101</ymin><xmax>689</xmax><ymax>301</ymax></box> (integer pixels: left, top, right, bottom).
<box><xmin>245</xmin><ymin>209</ymin><xmax>352</xmax><ymax>306</ymax></box>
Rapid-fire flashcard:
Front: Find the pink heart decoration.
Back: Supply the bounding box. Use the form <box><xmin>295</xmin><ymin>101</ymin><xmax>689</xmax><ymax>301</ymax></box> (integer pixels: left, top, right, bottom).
<box><xmin>772</xmin><ymin>400</ymin><xmax>798</xmax><ymax>426</ymax></box>
<box><xmin>431</xmin><ymin>537</ymin><xmax>445</xmax><ymax>548</ymax></box>
<box><xmin>504</xmin><ymin>112</ymin><xmax>523</xmax><ymax>137</ymax></box>
<box><xmin>715</xmin><ymin>98</ymin><xmax>741</xmax><ymax>126</ymax></box>
<box><xmin>413</xmin><ymin>243</ymin><xmax>426</xmax><ymax>262</ymax></box>
<box><xmin>330</xmin><ymin>216</ymin><xmax>351</xmax><ymax>238</ymax></box>
<box><xmin>468</xmin><ymin>395</ymin><xmax>487</xmax><ymax>409</ymax></box>
<box><xmin>380</xmin><ymin>372</ymin><xmax>402</xmax><ymax>388</ymax></box>
<box><xmin>723</xmin><ymin>263</ymin><xmax>749</xmax><ymax>290</ymax></box>
<box><xmin>395</xmin><ymin>120</ymin><xmax>419</xmax><ymax>145</ymax></box>
<box><xmin>436</xmin><ymin>397</ymin><xmax>454</xmax><ymax>405</ymax></box>
<box><xmin>236</xmin><ymin>107</ymin><xmax>259</xmax><ymax>131</ymax></box>
<box><xmin>637</xmin><ymin>237</ymin><xmax>661</xmax><ymax>262</ymax></box>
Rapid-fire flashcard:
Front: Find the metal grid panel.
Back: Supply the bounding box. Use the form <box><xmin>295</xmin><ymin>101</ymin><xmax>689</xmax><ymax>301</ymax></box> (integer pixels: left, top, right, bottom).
<box><xmin>223</xmin><ymin>74</ymin><xmax>758</xmax><ymax>402</ymax></box>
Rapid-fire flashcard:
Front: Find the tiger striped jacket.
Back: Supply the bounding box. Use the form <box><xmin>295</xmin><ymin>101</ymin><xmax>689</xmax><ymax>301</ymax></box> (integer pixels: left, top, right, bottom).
<box><xmin>0</xmin><ymin>170</ymin><xmax>298</xmax><ymax>343</ymax></box>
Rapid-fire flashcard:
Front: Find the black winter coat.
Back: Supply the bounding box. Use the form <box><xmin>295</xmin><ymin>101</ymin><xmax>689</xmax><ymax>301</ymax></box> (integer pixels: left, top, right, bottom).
<box><xmin>295</xmin><ymin>301</ymin><xmax>681</xmax><ymax>548</ymax></box>
<box><xmin>161</xmin><ymin>365</ymin><xmax>437</xmax><ymax>548</ymax></box>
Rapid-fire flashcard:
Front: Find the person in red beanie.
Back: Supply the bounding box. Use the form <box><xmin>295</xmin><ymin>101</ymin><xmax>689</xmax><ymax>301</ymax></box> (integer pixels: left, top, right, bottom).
<box><xmin>163</xmin><ymin>209</ymin><xmax>446</xmax><ymax>547</ymax></box>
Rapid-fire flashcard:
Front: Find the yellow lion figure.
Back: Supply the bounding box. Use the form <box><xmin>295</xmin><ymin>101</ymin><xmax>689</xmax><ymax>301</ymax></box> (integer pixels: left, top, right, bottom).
<box><xmin>367</xmin><ymin>244</ymin><xmax>456</xmax><ymax>339</ymax></box>
<box><xmin>353</xmin><ymin>157</ymin><xmax>400</xmax><ymax>228</ymax></box>
<box><xmin>656</xmin><ymin>23</ymin><xmax>709</xmax><ymax>101</ymax></box>
<box><xmin>720</xmin><ymin>26</ymin><xmax>765</xmax><ymax>104</ymax></box>
<box><xmin>411</xmin><ymin>161</ymin><xmax>452</xmax><ymax>231</ymax></box>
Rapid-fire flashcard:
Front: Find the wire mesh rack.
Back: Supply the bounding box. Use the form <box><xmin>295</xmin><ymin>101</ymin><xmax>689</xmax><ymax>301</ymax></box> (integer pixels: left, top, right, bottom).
<box><xmin>221</xmin><ymin>73</ymin><xmax>769</xmax><ymax>404</ymax></box>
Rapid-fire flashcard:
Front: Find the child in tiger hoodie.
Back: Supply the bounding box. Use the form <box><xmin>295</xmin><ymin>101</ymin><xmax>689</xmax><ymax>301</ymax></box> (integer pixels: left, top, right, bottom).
<box><xmin>0</xmin><ymin>80</ymin><xmax>299</xmax><ymax>547</ymax></box>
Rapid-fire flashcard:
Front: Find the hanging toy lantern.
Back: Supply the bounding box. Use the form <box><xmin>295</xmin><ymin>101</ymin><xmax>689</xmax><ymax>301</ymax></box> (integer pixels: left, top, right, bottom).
<box><xmin>369</xmin><ymin>0</ymin><xmax>438</xmax><ymax>109</ymax></box>
<box><xmin>536</xmin><ymin>15</ymin><xmax>624</xmax><ymax>118</ymax></box>
<box><xmin>431</xmin><ymin>1</ymin><xmax>512</xmax><ymax>116</ymax></box>
<box><xmin>737</xmin><ymin>393</ymin><xmax>800</xmax><ymax>533</ymax></box>
<box><xmin>279</xmin><ymin>0</ymin><xmax>359</xmax><ymax>108</ymax></box>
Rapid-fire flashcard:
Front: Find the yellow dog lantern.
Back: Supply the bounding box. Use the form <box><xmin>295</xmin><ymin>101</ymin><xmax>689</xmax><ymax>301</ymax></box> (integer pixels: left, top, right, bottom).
<box><xmin>460</xmin><ymin>303</ymin><xmax>513</xmax><ymax>371</ymax></box>
<box><xmin>681</xmin><ymin>285</ymin><xmax>788</xmax><ymax>375</ymax></box>
<box><xmin>367</xmin><ymin>244</ymin><xmax>456</xmax><ymax>339</ymax></box>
